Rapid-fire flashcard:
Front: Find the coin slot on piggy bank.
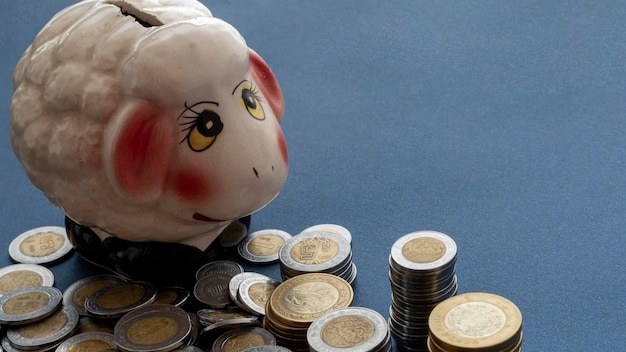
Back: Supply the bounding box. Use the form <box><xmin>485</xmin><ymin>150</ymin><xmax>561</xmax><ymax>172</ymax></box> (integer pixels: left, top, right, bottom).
<box><xmin>10</xmin><ymin>0</ymin><xmax>287</xmax><ymax>287</ymax></box>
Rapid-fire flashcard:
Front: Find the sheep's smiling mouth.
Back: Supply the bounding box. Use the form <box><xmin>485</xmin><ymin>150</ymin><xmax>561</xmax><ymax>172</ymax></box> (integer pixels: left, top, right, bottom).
<box><xmin>192</xmin><ymin>213</ymin><xmax>225</xmax><ymax>223</ymax></box>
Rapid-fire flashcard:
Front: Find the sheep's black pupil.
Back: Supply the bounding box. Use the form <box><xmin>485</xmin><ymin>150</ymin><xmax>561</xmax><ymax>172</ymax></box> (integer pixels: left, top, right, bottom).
<box><xmin>242</xmin><ymin>89</ymin><xmax>257</xmax><ymax>109</ymax></box>
<box><xmin>196</xmin><ymin>110</ymin><xmax>223</xmax><ymax>137</ymax></box>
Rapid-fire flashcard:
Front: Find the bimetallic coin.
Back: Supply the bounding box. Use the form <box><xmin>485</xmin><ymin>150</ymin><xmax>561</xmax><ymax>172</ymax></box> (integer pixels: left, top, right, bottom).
<box><xmin>0</xmin><ymin>264</ymin><xmax>54</xmax><ymax>297</ymax></box>
<box><xmin>6</xmin><ymin>305</ymin><xmax>79</xmax><ymax>350</ymax></box>
<box><xmin>279</xmin><ymin>232</ymin><xmax>354</xmax><ymax>285</ymax></box>
<box><xmin>238</xmin><ymin>229</ymin><xmax>292</xmax><ymax>264</ymax></box>
<box><xmin>300</xmin><ymin>224</ymin><xmax>352</xmax><ymax>245</ymax></box>
<box><xmin>195</xmin><ymin>260</ymin><xmax>244</xmax><ymax>281</ymax></box>
<box><xmin>0</xmin><ymin>286</ymin><xmax>62</xmax><ymax>325</ymax></box>
<box><xmin>154</xmin><ymin>286</ymin><xmax>190</xmax><ymax>307</ymax></box>
<box><xmin>237</xmin><ymin>276</ymin><xmax>280</xmax><ymax>316</ymax></box>
<box><xmin>63</xmin><ymin>274</ymin><xmax>127</xmax><ymax>316</ymax></box>
<box><xmin>194</xmin><ymin>273</ymin><xmax>233</xmax><ymax>309</ymax></box>
<box><xmin>390</xmin><ymin>231</ymin><xmax>457</xmax><ymax>272</ymax></box>
<box><xmin>218</xmin><ymin>220</ymin><xmax>249</xmax><ymax>248</ymax></box>
<box><xmin>85</xmin><ymin>281</ymin><xmax>156</xmax><ymax>319</ymax></box>
<box><xmin>212</xmin><ymin>327</ymin><xmax>276</xmax><ymax>352</ymax></box>
<box><xmin>268</xmin><ymin>273</ymin><xmax>354</xmax><ymax>326</ymax></box>
<box><xmin>307</xmin><ymin>307</ymin><xmax>389</xmax><ymax>352</ymax></box>
<box><xmin>55</xmin><ymin>332</ymin><xmax>116</xmax><ymax>352</ymax></box>
<box><xmin>74</xmin><ymin>317</ymin><xmax>115</xmax><ymax>335</ymax></box>
<box><xmin>9</xmin><ymin>226</ymin><xmax>73</xmax><ymax>265</ymax></box>
<box><xmin>428</xmin><ymin>292</ymin><xmax>523</xmax><ymax>352</ymax></box>
<box><xmin>114</xmin><ymin>304</ymin><xmax>192</xmax><ymax>352</ymax></box>
<box><xmin>229</xmin><ymin>272</ymin><xmax>269</xmax><ymax>309</ymax></box>
<box><xmin>241</xmin><ymin>346</ymin><xmax>293</xmax><ymax>352</ymax></box>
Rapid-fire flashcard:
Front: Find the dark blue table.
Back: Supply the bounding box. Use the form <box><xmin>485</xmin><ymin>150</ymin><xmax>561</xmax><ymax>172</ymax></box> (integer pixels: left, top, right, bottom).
<box><xmin>2</xmin><ymin>1</ymin><xmax>625</xmax><ymax>350</ymax></box>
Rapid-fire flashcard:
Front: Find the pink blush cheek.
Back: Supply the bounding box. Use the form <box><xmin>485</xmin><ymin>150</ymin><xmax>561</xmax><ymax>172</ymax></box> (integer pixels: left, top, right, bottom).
<box><xmin>170</xmin><ymin>168</ymin><xmax>218</xmax><ymax>204</ymax></box>
<box><xmin>277</xmin><ymin>127</ymin><xmax>288</xmax><ymax>165</ymax></box>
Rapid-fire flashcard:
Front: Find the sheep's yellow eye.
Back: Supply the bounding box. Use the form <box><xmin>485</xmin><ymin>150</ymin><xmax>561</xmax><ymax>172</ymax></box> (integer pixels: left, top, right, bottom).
<box><xmin>185</xmin><ymin>109</ymin><xmax>223</xmax><ymax>152</ymax></box>
<box><xmin>239</xmin><ymin>83</ymin><xmax>265</xmax><ymax>120</ymax></box>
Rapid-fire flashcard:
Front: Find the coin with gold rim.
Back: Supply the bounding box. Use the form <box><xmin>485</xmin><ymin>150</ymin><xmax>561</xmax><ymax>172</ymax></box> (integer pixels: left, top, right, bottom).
<box><xmin>428</xmin><ymin>292</ymin><xmax>523</xmax><ymax>352</ymax></box>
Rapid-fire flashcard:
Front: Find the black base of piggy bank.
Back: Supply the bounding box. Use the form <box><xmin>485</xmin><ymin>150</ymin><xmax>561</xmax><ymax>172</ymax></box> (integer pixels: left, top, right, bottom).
<box><xmin>65</xmin><ymin>216</ymin><xmax>250</xmax><ymax>288</ymax></box>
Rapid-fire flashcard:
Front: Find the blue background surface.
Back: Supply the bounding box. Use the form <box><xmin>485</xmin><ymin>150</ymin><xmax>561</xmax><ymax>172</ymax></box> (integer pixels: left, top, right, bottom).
<box><xmin>1</xmin><ymin>1</ymin><xmax>626</xmax><ymax>350</ymax></box>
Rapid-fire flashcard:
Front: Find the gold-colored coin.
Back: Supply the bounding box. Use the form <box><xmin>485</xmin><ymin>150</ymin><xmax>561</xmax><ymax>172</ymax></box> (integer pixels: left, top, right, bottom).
<box><xmin>18</xmin><ymin>309</ymin><xmax>67</xmax><ymax>338</ymax></box>
<box><xmin>97</xmin><ymin>285</ymin><xmax>146</xmax><ymax>309</ymax></box>
<box><xmin>402</xmin><ymin>237</ymin><xmax>446</xmax><ymax>263</ymax></box>
<box><xmin>0</xmin><ymin>264</ymin><xmax>54</xmax><ymax>296</ymax></box>
<box><xmin>9</xmin><ymin>226</ymin><xmax>73</xmax><ymax>265</ymax></box>
<box><xmin>321</xmin><ymin>315</ymin><xmax>375</xmax><ymax>348</ymax></box>
<box><xmin>268</xmin><ymin>273</ymin><xmax>353</xmax><ymax>326</ymax></box>
<box><xmin>249</xmin><ymin>235</ymin><xmax>287</xmax><ymax>257</ymax></box>
<box><xmin>19</xmin><ymin>231</ymin><xmax>64</xmax><ymax>258</ymax></box>
<box><xmin>428</xmin><ymin>292</ymin><xmax>523</xmax><ymax>352</ymax></box>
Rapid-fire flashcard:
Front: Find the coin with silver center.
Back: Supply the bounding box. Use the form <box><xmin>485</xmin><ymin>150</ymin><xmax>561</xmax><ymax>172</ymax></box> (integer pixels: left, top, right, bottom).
<box><xmin>85</xmin><ymin>281</ymin><xmax>157</xmax><ymax>319</ymax></box>
<box><xmin>9</xmin><ymin>226</ymin><xmax>73</xmax><ymax>265</ymax></box>
<box><xmin>55</xmin><ymin>332</ymin><xmax>116</xmax><ymax>352</ymax></box>
<box><xmin>6</xmin><ymin>305</ymin><xmax>79</xmax><ymax>350</ymax></box>
<box><xmin>114</xmin><ymin>304</ymin><xmax>192</xmax><ymax>352</ymax></box>
<box><xmin>0</xmin><ymin>264</ymin><xmax>54</xmax><ymax>297</ymax></box>
<box><xmin>237</xmin><ymin>276</ymin><xmax>280</xmax><ymax>316</ymax></box>
<box><xmin>0</xmin><ymin>286</ymin><xmax>62</xmax><ymax>325</ymax></box>
<box><xmin>237</xmin><ymin>229</ymin><xmax>292</xmax><ymax>263</ymax></box>
<box><xmin>63</xmin><ymin>274</ymin><xmax>127</xmax><ymax>316</ymax></box>
<box><xmin>195</xmin><ymin>260</ymin><xmax>244</xmax><ymax>281</ymax></box>
<box><xmin>194</xmin><ymin>273</ymin><xmax>233</xmax><ymax>309</ymax></box>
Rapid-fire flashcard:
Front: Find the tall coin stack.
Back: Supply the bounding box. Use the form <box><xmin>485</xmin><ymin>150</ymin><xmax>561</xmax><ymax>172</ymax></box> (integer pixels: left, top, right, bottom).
<box><xmin>388</xmin><ymin>231</ymin><xmax>458</xmax><ymax>352</ymax></box>
<box><xmin>278</xmin><ymin>231</ymin><xmax>357</xmax><ymax>285</ymax></box>
<box><xmin>427</xmin><ymin>292</ymin><xmax>523</xmax><ymax>352</ymax></box>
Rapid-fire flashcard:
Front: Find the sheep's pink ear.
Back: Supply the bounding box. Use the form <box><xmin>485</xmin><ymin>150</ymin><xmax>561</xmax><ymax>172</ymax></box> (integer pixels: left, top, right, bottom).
<box><xmin>104</xmin><ymin>101</ymin><xmax>173</xmax><ymax>201</ymax></box>
<box><xmin>249</xmin><ymin>48</ymin><xmax>284</xmax><ymax>122</ymax></box>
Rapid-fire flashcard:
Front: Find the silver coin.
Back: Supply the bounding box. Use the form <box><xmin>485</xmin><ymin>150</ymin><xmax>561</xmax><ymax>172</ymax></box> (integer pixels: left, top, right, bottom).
<box><xmin>9</xmin><ymin>226</ymin><xmax>73</xmax><ymax>265</ymax></box>
<box><xmin>114</xmin><ymin>304</ymin><xmax>192</xmax><ymax>352</ymax></box>
<box><xmin>196</xmin><ymin>308</ymin><xmax>258</xmax><ymax>327</ymax></box>
<box><xmin>63</xmin><ymin>274</ymin><xmax>127</xmax><ymax>316</ymax></box>
<box><xmin>307</xmin><ymin>307</ymin><xmax>389</xmax><ymax>352</ymax></box>
<box><xmin>0</xmin><ymin>286</ymin><xmax>62</xmax><ymax>325</ymax></box>
<box><xmin>195</xmin><ymin>260</ymin><xmax>244</xmax><ymax>281</ymax></box>
<box><xmin>85</xmin><ymin>281</ymin><xmax>156</xmax><ymax>319</ymax></box>
<box><xmin>212</xmin><ymin>327</ymin><xmax>276</xmax><ymax>352</ymax></box>
<box><xmin>193</xmin><ymin>274</ymin><xmax>232</xmax><ymax>309</ymax></box>
<box><xmin>154</xmin><ymin>286</ymin><xmax>190</xmax><ymax>307</ymax></box>
<box><xmin>0</xmin><ymin>264</ymin><xmax>54</xmax><ymax>297</ymax></box>
<box><xmin>279</xmin><ymin>231</ymin><xmax>352</xmax><ymax>274</ymax></box>
<box><xmin>55</xmin><ymin>332</ymin><xmax>116</xmax><ymax>352</ymax></box>
<box><xmin>300</xmin><ymin>223</ymin><xmax>352</xmax><ymax>245</ymax></box>
<box><xmin>237</xmin><ymin>229</ymin><xmax>292</xmax><ymax>263</ymax></box>
<box><xmin>389</xmin><ymin>231</ymin><xmax>457</xmax><ymax>272</ymax></box>
<box><xmin>241</xmin><ymin>346</ymin><xmax>293</xmax><ymax>352</ymax></box>
<box><xmin>6</xmin><ymin>305</ymin><xmax>79</xmax><ymax>350</ymax></box>
<box><xmin>218</xmin><ymin>220</ymin><xmax>249</xmax><ymax>247</ymax></box>
<box><xmin>228</xmin><ymin>272</ymin><xmax>272</xmax><ymax>310</ymax></box>
<box><xmin>237</xmin><ymin>276</ymin><xmax>280</xmax><ymax>316</ymax></box>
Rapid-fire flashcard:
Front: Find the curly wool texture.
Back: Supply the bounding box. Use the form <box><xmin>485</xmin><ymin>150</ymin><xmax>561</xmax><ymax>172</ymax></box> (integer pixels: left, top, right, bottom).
<box><xmin>9</xmin><ymin>0</ymin><xmax>250</xmax><ymax>244</ymax></box>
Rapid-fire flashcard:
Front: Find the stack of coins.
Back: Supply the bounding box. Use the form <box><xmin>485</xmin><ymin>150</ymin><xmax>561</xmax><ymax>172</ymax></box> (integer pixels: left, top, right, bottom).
<box><xmin>307</xmin><ymin>307</ymin><xmax>391</xmax><ymax>352</ymax></box>
<box><xmin>238</xmin><ymin>229</ymin><xmax>292</xmax><ymax>264</ymax></box>
<box><xmin>278</xmin><ymin>231</ymin><xmax>356</xmax><ymax>285</ymax></box>
<box><xmin>427</xmin><ymin>292</ymin><xmax>523</xmax><ymax>352</ymax></box>
<box><xmin>263</xmin><ymin>273</ymin><xmax>354</xmax><ymax>352</ymax></box>
<box><xmin>388</xmin><ymin>231</ymin><xmax>459</xmax><ymax>352</ymax></box>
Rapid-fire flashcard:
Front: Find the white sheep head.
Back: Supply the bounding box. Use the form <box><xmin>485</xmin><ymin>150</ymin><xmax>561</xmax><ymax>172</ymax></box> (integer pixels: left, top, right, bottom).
<box><xmin>10</xmin><ymin>0</ymin><xmax>288</xmax><ymax>250</ymax></box>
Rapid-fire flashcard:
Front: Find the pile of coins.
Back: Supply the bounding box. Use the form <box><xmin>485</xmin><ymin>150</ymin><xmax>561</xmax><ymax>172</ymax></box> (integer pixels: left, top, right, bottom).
<box><xmin>307</xmin><ymin>307</ymin><xmax>392</xmax><ymax>352</ymax></box>
<box><xmin>427</xmin><ymin>292</ymin><xmax>523</xmax><ymax>352</ymax></box>
<box><xmin>263</xmin><ymin>273</ymin><xmax>354</xmax><ymax>352</ymax></box>
<box><xmin>278</xmin><ymin>229</ymin><xmax>357</xmax><ymax>285</ymax></box>
<box><xmin>388</xmin><ymin>231</ymin><xmax>459</xmax><ymax>352</ymax></box>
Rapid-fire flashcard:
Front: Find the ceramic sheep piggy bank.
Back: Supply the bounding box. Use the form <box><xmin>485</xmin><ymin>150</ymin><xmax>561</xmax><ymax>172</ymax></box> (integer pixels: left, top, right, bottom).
<box><xmin>10</xmin><ymin>0</ymin><xmax>287</xmax><ymax>284</ymax></box>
